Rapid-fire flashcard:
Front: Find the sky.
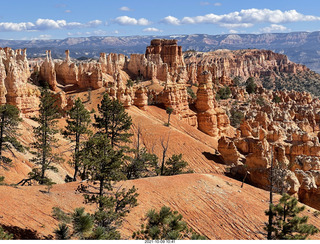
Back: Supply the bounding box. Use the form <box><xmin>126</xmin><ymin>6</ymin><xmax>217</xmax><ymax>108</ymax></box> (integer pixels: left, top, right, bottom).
<box><xmin>1</xmin><ymin>0</ymin><xmax>320</xmax><ymax>40</ymax></box>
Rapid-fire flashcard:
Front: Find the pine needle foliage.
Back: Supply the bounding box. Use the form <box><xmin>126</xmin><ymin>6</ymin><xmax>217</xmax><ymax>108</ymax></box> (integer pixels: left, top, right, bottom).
<box><xmin>94</xmin><ymin>93</ymin><xmax>132</xmax><ymax>149</ymax></box>
<box><xmin>265</xmin><ymin>193</ymin><xmax>319</xmax><ymax>240</ymax></box>
<box><xmin>0</xmin><ymin>104</ymin><xmax>23</xmax><ymax>169</ymax></box>
<box><xmin>63</xmin><ymin>97</ymin><xmax>92</xmax><ymax>180</ymax></box>
<box><xmin>133</xmin><ymin>206</ymin><xmax>206</xmax><ymax>240</ymax></box>
<box><xmin>29</xmin><ymin>86</ymin><xmax>61</xmax><ymax>185</ymax></box>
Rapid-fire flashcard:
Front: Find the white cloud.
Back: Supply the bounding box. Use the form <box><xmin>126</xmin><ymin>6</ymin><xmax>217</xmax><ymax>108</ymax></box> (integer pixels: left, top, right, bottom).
<box><xmin>0</xmin><ymin>19</ymin><xmax>103</xmax><ymax>32</ymax></box>
<box><xmin>214</xmin><ymin>2</ymin><xmax>222</xmax><ymax>6</ymax></box>
<box><xmin>260</xmin><ymin>24</ymin><xmax>289</xmax><ymax>33</ymax></box>
<box><xmin>229</xmin><ymin>29</ymin><xmax>238</xmax><ymax>34</ymax></box>
<box><xmin>161</xmin><ymin>16</ymin><xmax>181</xmax><ymax>25</ymax></box>
<box><xmin>163</xmin><ymin>9</ymin><xmax>320</xmax><ymax>29</ymax></box>
<box><xmin>65</xmin><ymin>10</ymin><xmax>71</xmax><ymax>13</ymax></box>
<box><xmin>0</xmin><ymin>22</ymin><xmax>35</xmax><ymax>31</ymax></box>
<box><xmin>119</xmin><ymin>6</ymin><xmax>133</xmax><ymax>11</ymax></box>
<box><xmin>114</xmin><ymin>16</ymin><xmax>151</xmax><ymax>25</ymax></box>
<box><xmin>143</xmin><ymin>27</ymin><xmax>162</xmax><ymax>32</ymax></box>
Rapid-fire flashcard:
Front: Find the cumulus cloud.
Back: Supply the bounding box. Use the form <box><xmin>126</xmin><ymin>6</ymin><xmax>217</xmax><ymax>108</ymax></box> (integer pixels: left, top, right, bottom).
<box><xmin>214</xmin><ymin>3</ymin><xmax>222</xmax><ymax>6</ymax></box>
<box><xmin>0</xmin><ymin>22</ymin><xmax>35</xmax><ymax>32</ymax></box>
<box><xmin>65</xmin><ymin>10</ymin><xmax>72</xmax><ymax>13</ymax></box>
<box><xmin>114</xmin><ymin>16</ymin><xmax>151</xmax><ymax>25</ymax></box>
<box><xmin>163</xmin><ymin>8</ymin><xmax>320</xmax><ymax>28</ymax></box>
<box><xmin>0</xmin><ymin>19</ymin><xmax>103</xmax><ymax>32</ymax></box>
<box><xmin>119</xmin><ymin>6</ymin><xmax>133</xmax><ymax>11</ymax></box>
<box><xmin>161</xmin><ymin>16</ymin><xmax>181</xmax><ymax>25</ymax></box>
<box><xmin>260</xmin><ymin>24</ymin><xmax>289</xmax><ymax>33</ymax></box>
<box><xmin>143</xmin><ymin>27</ymin><xmax>162</xmax><ymax>32</ymax></box>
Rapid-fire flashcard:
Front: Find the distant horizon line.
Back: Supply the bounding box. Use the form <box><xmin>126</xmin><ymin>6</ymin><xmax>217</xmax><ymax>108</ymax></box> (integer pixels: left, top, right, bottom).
<box><xmin>1</xmin><ymin>30</ymin><xmax>319</xmax><ymax>41</ymax></box>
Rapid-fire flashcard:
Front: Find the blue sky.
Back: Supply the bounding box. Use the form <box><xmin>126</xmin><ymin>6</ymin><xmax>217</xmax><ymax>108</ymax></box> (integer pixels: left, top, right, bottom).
<box><xmin>1</xmin><ymin>0</ymin><xmax>320</xmax><ymax>40</ymax></box>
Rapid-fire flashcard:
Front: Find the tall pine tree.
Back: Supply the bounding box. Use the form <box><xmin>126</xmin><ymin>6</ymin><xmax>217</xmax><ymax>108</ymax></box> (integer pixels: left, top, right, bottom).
<box><xmin>63</xmin><ymin>98</ymin><xmax>92</xmax><ymax>181</ymax></box>
<box><xmin>75</xmin><ymin>93</ymin><xmax>138</xmax><ymax>239</ymax></box>
<box><xmin>0</xmin><ymin>104</ymin><xmax>23</xmax><ymax>169</ymax></box>
<box><xmin>29</xmin><ymin>86</ymin><xmax>61</xmax><ymax>185</ymax></box>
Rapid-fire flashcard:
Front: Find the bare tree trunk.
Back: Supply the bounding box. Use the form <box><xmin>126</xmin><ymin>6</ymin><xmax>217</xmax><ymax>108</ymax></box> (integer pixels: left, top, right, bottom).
<box><xmin>160</xmin><ymin>134</ymin><xmax>170</xmax><ymax>175</ymax></box>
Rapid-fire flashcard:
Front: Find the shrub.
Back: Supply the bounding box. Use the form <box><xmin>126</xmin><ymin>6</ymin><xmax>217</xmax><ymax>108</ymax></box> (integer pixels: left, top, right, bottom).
<box><xmin>216</xmin><ymin>86</ymin><xmax>231</xmax><ymax>100</ymax></box>
<box><xmin>246</xmin><ymin>77</ymin><xmax>256</xmax><ymax>94</ymax></box>
<box><xmin>187</xmin><ymin>87</ymin><xmax>197</xmax><ymax>100</ymax></box>
<box><xmin>272</xmin><ymin>95</ymin><xmax>281</xmax><ymax>103</ymax></box>
<box><xmin>229</xmin><ymin>108</ymin><xmax>244</xmax><ymax>128</ymax></box>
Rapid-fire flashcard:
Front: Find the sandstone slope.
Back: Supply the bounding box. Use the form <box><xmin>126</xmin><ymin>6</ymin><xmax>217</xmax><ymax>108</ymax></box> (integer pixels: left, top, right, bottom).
<box><xmin>1</xmin><ymin>173</ymin><xmax>320</xmax><ymax>240</ymax></box>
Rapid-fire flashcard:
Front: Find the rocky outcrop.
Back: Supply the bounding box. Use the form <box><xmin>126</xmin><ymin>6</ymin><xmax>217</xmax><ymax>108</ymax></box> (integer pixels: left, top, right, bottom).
<box><xmin>185</xmin><ymin>49</ymin><xmax>309</xmax><ymax>87</ymax></box>
<box><xmin>39</xmin><ymin>50</ymin><xmax>58</xmax><ymax>91</ymax></box>
<box><xmin>217</xmin><ymin>86</ymin><xmax>320</xmax><ymax>209</ymax></box>
<box><xmin>0</xmin><ymin>47</ymin><xmax>40</xmax><ymax>113</ymax></box>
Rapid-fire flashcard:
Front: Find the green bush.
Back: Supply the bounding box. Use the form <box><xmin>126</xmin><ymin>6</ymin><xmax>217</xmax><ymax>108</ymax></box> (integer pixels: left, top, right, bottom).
<box><xmin>187</xmin><ymin>87</ymin><xmax>197</xmax><ymax>100</ymax></box>
<box><xmin>216</xmin><ymin>86</ymin><xmax>231</xmax><ymax>100</ymax></box>
<box><xmin>229</xmin><ymin>108</ymin><xmax>244</xmax><ymax>128</ymax></box>
<box><xmin>272</xmin><ymin>95</ymin><xmax>281</xmax><ymax>103</ymax></box>
<box><xmin>246</xmin><ymin>77</ymin><xmax>256</xmax><ymax>94</ymax></box>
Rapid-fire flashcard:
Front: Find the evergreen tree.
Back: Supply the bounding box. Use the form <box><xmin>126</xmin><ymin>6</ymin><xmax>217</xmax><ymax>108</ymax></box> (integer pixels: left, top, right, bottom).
<box><xmin>265</xmin><ymin>193</ymin><xmax>319</xmax><ymax>240</ymax></box>
<box><xmin>0</xmin><ymin>104</ymin><xmax>23</xmax><ymax>169</ymax></box>
<box><xmin>63</xmin><ymin>98</ymin><xmax>92</xmax><ymax>181</ymax></box>
<box><xmin>124</xmin><ymin>148</ymin><xmax>158</xmax><ymax>180</ymax></box>
<box><xmin>54</xmin><ymin>223</ymin><xmax>70</xmax><ymax>240</ymax></box>
<box><xmin>29</xmin><ymin>86</ymin><xmax>61</xmax><ymax>185</ymax></box>
<box><xmin>0</xmin><ymin>226</ymin><xmax>13</xmax><ymax>240</ymax></box>
<box><xmin>133</xmin><ymin>206</ymin><xmax>206</xmax><ymax>240</ymax></box>
<box><xmin>94</xmin><ymin>93</ymin><xmax>132</xmax><ymax>149</ymax></box>
<box><xmin>165</xmin><ymin>107</ymin><xmax>173</xmax><ymax>126</ymax></box>
<box><xmin>162</xmin><ymin>154</ymin><xmax>193</xmax><ymax>176</ymax></box>
<box><xmin>245</xmin><ymin>77</ymin><xmax>257</xmax><ymax>94</ymax></box>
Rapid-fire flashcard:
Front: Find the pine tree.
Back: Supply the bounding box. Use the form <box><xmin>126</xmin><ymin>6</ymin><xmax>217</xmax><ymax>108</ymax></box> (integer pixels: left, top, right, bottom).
<box><xmin>94</xmin><ymin>93</ymin><xmax>132</xmax><ymax>149</ymax></box>
<box><xmin>265</xmin><ymin>193</ymin><xmax>319</xmax><ymax>240</ymax></box>
<box><xmin>0</xmin><ymin>104</ymin><xmax>23</xmax><ymax>169</ymax></box>
<box><xmin>29</xmin><ymin>86</ymin><xmax>61</xmax><ymax>185</ymax></box>
<box><xmin>133</xmin><ymin>206</ymin><xmax>206</xmax><ymax>240</ymax></box>
<box><xmin>80</xmin><ymin>134</ymin><xmax>126</xmax><ymax>208</ymax></box>
<box><xmin>162</xmin><ymin>154</ymin><xmax>193</xmax><ymax>176</ymax></box>
<box><xmin>74</xmin><ymin>93</ymin><xmax>138</xmax><ymax>239</ymax></box>
<box><xmin>124</xmin><ymin>148</ymin><xmax>158</xmax><ymax>180</ymax></box>
<box><xmin>165</xmin><ymin>107</ymin><xmax>173</xmax><ymax>126</ymax></box>
<box><xmin>63</xmin><ymin>98</ymin><xmax>92</xmax><ymax>181</ymax></box>
<box><xmin>245</xmin><ymin>77</ymin><xmax>256</xmax><ymax>94</ymax></box>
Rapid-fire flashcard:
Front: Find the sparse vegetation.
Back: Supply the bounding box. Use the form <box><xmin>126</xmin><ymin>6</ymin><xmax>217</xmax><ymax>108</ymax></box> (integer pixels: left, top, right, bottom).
<box><xmin>272</xmin><ymin>95</ymin><xmax>281</xmax><ymax>103</ymax></box>
<box><xmin>265</xmin><ymin>193</ymin><xmax>319</xmax><ymax>240</ymax></box>
<box><xmin>165</xmin><ymin>107</ymin><xmax>174</xmax><ymax>127</ymax></box>
<box><xmin>216</xmin><ymin>86</ymin><xmax>231</xmax><ymax>100</ymax></box>
<box><xmin>0</xmin><ymin>104</ymin><xmax>23</xmax><ymax>169</ymax></box>
<box><xmin>187</xmin><ymin>86</ymin><xmax>197</xmax><ymax>100</ymax></box>
<box><xmin>0</xmin><ymin>226</ymin><xmax>13</xmax><ymax>240</ymax></box>
<box><xmin>160</xmin><ymin>154</ymin><xmax>193</xmax><ymax>176</ymax></box>
<box><xmin>229</xmin><ymin>108</ymin><xmax>244</xmax><ymax>128</ymax></box>
<box><xmin>63</xmin><ymin>98</ymin><xmax>92</xmax><ymax>181</ymax></box>
<box><xmin>28</xmin><ymin>85</ymin><xmax>61</xmax><ymax>185</ymax></box>
<box><xmin>132</xmin><ymin>206</ymin><xmax>206</xmax><ymax>240</ymax></box>
<box><xmin>246</xmin><ymin>77</ymin><xmax>256</xmax><ymax>94</ymax></box>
